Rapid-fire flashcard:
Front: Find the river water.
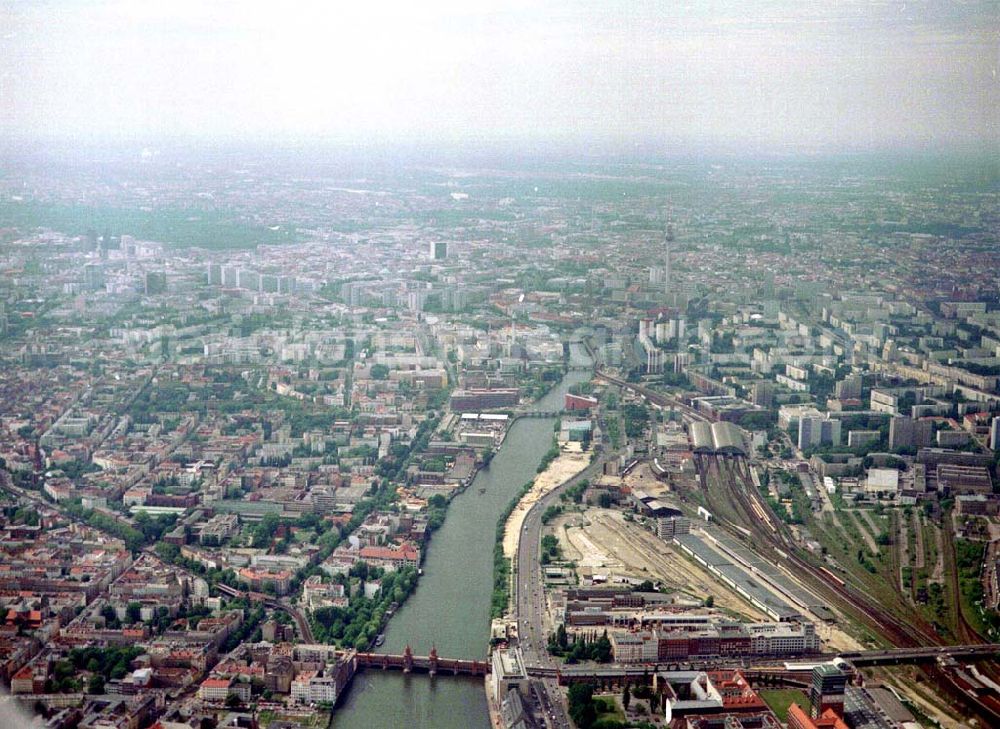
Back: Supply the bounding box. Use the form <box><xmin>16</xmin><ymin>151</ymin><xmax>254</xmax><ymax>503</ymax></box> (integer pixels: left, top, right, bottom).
<box><xmin>330</xmin><ymin>347</ymin><xmax>591</xmax><ymax>729</ymax></box>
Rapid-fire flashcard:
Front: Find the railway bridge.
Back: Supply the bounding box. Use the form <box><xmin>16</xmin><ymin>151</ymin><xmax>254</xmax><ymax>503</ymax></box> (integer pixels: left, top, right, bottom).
<box><xmin>524</xmin><ymin>644</ymin><xmax>1000</xmax><ymax>685</ymax></box>
<box><xmin>527</xmin><ymin>664</ymin><xmax>811</xmax><ymax>688</ymax></box>
<box><xmin>844</xmin><ymin>643</ymin><xmax>1000</xmax><ymax>666</ymax></box>
<box><xmin>215</xmin><ymin>583</ymin><xmax>315</xmax><ymax>642</ymax></box>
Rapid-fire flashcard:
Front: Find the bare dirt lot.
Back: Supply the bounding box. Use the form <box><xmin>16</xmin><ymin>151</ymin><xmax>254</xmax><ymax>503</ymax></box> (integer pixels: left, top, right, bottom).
<box><xmin>502</xmin><ymin>444</ymin><xmax>590</xmax><ymax>559</ymax></box>
<box><xmin>553</xmin><ymin>507</ymin><xmax>770</xmax><ymax>621</ymax></box>
<box><xmin>621</xmin><ymin>462</ymin><xmax>667</xmax><ymax>494</ymax></box>
<box><xmin>552</xmin><ymin>507</ymin><xmax>866</xmax><ymax>652</ymax></box>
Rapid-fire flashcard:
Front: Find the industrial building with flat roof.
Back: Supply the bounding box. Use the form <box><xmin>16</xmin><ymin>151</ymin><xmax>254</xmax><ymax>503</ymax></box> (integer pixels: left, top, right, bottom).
<box><xmin>449</xmin><ymin>388</ymin><xmax>520</xmax><ymax>412</ymax></box>
<box><xmin>490</xmin><ymin>647</ymin><xmax>528</xmax><ymax>704</ymax></box>
<box><xmin>936</xmin><ymin>464</ymin><xmax>993</xmax><ymax>495</ymax></box>
<box><xmin>609</xmin><ymin>620</ymin><xmax>819</xmax><ymax>663</ymax></box>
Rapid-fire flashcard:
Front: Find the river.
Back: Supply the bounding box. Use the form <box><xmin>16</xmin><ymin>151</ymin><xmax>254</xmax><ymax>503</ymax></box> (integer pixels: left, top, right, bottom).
<box><xmin>330</xmin><ymin>345</ymin><xmax>591</xmax><ymax>729</ymax></box>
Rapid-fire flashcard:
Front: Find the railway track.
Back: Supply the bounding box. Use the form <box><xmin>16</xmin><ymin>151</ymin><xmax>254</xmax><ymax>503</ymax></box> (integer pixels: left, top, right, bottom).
<box><xmin>594</xmin><ymin>371</ymin><xmax>710</xmax><ymax>423</ymax></box>
<box><xmin>899</xmin><ymin>510</ymin><xmax>916</xmax><ymax>605</ymax></box>
<box><xmin>941</xmin><ymin>513</ymin><xmax>985</xmax><ymax>645</ymax></box>
<box><xmin>883</xmin><ymin>509</ymin><xmax>905</xmax><ymax>613</ymax></box>
<box><xmin>587</xmin><ymin>370</ymin><xmax>1000</xmax><ymax>724</ymax></box>
<box><xmin>936</xmin><ymin>511</ymin><xmax>1000</xmax><ymax>710</ymax></box>
<box><xmin>702</xmin><ymin>454</ymin><xmax>1000</xmax><ymax>725</ymax></box>
<box><xmin>707</xmin><ymin>454</ymin><xmax>939</xmax><ymax>649</ymax></box>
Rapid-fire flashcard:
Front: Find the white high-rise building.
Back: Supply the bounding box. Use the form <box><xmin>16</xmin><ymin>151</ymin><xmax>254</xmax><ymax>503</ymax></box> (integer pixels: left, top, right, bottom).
<box><xmin>429</xmin><ymin>240</ymin><xmax>448</xmax><ymax>260</ymax></box>
<box><xmin>638</xmin><ymin>319</ymin><xmax>663</xmax><ymax>373</ymax></box>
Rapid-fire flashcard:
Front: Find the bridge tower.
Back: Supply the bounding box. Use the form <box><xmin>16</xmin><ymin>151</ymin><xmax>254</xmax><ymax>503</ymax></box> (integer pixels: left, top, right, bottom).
<box><xmin>403</xmin><ymin>644</ymin><xmax>413</xmax><ymax>673</ymax></box>
<box><xmin>428</xmin><ymin>645</ymin><xmax>438</xmax><ymax>676</ymax></box>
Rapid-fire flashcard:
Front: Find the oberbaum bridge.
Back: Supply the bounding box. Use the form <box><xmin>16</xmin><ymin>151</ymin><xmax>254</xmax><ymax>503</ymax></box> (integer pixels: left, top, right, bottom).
<box><xmin>219</xmin><ymin>565</ymin><xmax>1000</xmax><ymax>687</ymax></box>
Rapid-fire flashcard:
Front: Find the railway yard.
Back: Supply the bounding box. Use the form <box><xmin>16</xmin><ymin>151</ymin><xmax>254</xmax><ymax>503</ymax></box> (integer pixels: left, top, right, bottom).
<box><xmin>696</xmin><ymin>451</ymin><xmax>1000</xmax><ymax>724</ymax></box>
<box><xmin>554</xmin><ymin>507</ymin><xmax>773</xmax><ymax>622</ymax></box>
<box><xmin>533</xmin><ymin>372</ymin><xmax>1000</xmax><ymax>728</ymax></box>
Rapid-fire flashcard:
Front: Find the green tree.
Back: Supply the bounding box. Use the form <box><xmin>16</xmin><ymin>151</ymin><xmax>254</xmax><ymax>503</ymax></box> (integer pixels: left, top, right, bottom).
<box><xmin>155</xmin><ymin>542</ymin><xmax>181</xmax><ymax>562</ymax></box>
<box><xmin>568</xmin><ymin>683</ymin><xmax>597</xmax><ymax>729</ymax></box>
<box><xmin>350</xmin><ymin>561</ymin><xmax>369</xmax><ymax>581</ymax></box>
<box><xmin>594</xmin><ymin>630</ymin><xmax>612</xmax><ymax>663</ymax></box>
<box><xmin>252</xmin><ymin>512</ymin><xmax>281</xmax><ymax>547</ymax></box>
<box><xmin>126</xmin><ymin>602</ymin><xmax>141</xmax><ymax>624</ymax></box>
<box><xmin>622</xmin><ymin>683</ymin><xmax>631</xmax><ymax>711</ymax></box>
<box><xmin>100</xmin><ymin>605</ymin><xmax>120</xmax><ymax>628</ymax></box>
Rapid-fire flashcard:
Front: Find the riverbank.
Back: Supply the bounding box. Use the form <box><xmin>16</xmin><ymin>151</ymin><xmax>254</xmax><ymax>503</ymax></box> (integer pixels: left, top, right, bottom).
<box><xmin>502</xmin><ymin>443</ymin><xmax>591</xmax><ymax>560</ymax></box>
<box><xmin>327</xmin><ymin>366</ymin><xmax>592</xmax><ymax>729</ymax></box>
<box><xmin>328</xmin><ymin>417</ymin><xmax>566</xmax><ymax>729</ymax></box>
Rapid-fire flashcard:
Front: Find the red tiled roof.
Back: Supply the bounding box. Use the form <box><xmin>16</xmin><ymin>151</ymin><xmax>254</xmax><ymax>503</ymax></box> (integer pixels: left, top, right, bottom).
<box><xmin>201</xmin><ymin>677</ymin><xmax>232</xmax><ymax>688</ymax></box>
<box><xmin>359</xmin><ymin>544</ymin><xmax>419</xmax><ymax>561</ymax></box>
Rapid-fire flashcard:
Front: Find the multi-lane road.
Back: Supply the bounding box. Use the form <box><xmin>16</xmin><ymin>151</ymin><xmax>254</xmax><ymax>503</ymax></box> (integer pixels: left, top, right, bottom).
<box><xmin>514</xmin><ymin>455</ymin><xmax>606</xmax><ymax>729</ymax></box>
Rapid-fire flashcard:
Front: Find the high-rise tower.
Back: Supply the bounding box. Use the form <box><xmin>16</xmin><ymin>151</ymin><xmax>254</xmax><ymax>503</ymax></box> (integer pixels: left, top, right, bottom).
<box><xmin>664</xmin><ymin>222</ymin><xmax>674</xmax><ymax>294</ymax></box>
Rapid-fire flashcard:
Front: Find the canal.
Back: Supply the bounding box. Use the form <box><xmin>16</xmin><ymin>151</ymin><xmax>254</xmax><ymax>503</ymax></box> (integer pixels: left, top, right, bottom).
<box><xmin>330</xmin><ymin>347</ymin><xmax>591</xmax><ymax>729</ymax></box>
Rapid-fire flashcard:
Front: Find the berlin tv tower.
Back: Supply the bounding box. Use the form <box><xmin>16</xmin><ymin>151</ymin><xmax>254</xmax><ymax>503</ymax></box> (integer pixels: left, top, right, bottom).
<box><xmin>664</xmin><ymin>221</ymin><xmax>674</xmax><ymax>295</ymax></box>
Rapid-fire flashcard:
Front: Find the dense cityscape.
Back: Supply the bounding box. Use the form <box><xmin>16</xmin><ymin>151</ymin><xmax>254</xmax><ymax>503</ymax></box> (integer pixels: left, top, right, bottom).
<box><xmin>2</xmin><ymin>1</ymin><xmax>999</xmax><ymax>728</ymax></box>
<box><xmin>0</xmin><ymin>148</ymin><xmax>997</xmax><ymax>729</ymax></box>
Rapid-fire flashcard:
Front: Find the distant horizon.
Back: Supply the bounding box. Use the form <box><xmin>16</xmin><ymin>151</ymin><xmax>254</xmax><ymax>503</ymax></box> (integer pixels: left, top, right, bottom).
<box><xmin>2</xmin><ymin>133</ymin><xmax>999</xmax><ymax>168</ymax></box>
<box><xmin>2</xmin><ymin>2</ymin><xmax>997</xmax><ymax>156</ymax></box>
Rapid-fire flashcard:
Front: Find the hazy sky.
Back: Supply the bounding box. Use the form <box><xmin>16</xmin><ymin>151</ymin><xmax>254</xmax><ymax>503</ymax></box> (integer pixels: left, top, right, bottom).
<box><xmin>1</xmin><ymin>1</ymin><xmax>997</xmax><ymax>153</ymax></box>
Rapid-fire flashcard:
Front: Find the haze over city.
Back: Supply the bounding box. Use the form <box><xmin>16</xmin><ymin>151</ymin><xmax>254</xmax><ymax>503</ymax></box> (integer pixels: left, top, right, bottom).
<box><xmin>1</xmin><ymin>3</ymin><xmax>1000</xmax><ymax>729</ymax></box>
<box><xmin>2</xmin><ymin>1</ymin><xmax>998</xmax><ymax>153</ymax></box>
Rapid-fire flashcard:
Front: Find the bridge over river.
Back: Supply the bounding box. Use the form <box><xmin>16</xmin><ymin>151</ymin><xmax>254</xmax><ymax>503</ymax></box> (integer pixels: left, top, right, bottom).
<box><xmin>336</xmin><ymin>642</ymin><xmax>1000</xmax><ymax>688</ymax></box>
<box><xmin>354</xmin><ymin>646</ymin><xmax>488</xmax><ymax>676</ymax></box>
<box><xmin>329</xmin><ymin>358</ymin><xmax>594</xmax><ymax>729</ymax></box>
